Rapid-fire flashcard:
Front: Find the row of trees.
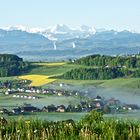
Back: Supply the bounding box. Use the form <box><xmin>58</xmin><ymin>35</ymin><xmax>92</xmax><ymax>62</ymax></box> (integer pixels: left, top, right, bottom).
<box><xmin>60</xmin><ymin>67</ymin><xmax>139</xmax><ymax>80</ymax></box>
<box><xmin>74</xmin><ymin>54</ymin><xmax>140</xmax><ymax>68</ymax></box>
<box><xmin>0</xmin><ymin>54</ymin><xmax>29</xmax><ymax>77</ymax></box>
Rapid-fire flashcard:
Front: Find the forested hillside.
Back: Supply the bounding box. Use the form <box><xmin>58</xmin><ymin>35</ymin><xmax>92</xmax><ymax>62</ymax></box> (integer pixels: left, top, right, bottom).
<box><xmin>74</xmin><ymin>54</ymin><xmax>140</xmax><ymax>68</ymax></box>
<box><xmin>61</xmin><ymin>67</ymin><xmax>140</xmax><ymax>80</ymax></box>
<box><xmin>60</xmin><ymin>54</ymin><xmax>140</xmax><ymax>80</ymax></box>
<box><xmin>0</xmin><ymin>54</ymin><xmax>29</xmax><ymax>77</ymax></box>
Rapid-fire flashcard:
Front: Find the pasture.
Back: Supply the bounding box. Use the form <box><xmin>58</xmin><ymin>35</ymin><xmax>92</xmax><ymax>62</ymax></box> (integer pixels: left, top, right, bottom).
<box><xmin>27</xmin><ymin>62</ymin><xmax>93</xmax><ymax>76</ymax></box>
<box><xmin>1</xmin><ymin>112</ymin><xmax>87</xmax><ymax>122</ymax></box>
<box><xmin>0</xmin><ymin>93</ymin><xmax>80</xmax><ymax>110</ymax></box>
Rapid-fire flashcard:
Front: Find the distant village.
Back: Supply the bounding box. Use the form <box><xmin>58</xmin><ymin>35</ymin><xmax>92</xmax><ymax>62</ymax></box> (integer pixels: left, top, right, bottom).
<box><xmin>0</xmin><ymin>96</ymin><xmax>139</xmax><ymax>116</ymax></box>
<box><xmin>0</xmin><ymin>80</ymin><xmax>140</xmax><ymax>116</ymax></box>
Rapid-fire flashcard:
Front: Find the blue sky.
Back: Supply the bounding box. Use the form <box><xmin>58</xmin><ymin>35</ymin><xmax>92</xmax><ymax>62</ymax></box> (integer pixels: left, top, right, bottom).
<box><xmin>0</xmin><ymin>0</ymin><xmax>140</xmax><ymax>31</ymax></box>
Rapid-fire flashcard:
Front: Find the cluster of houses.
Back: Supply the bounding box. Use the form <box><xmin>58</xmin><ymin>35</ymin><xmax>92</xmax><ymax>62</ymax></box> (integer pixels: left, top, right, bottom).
<box><xmin>104</xmin><ymin>65</ymin><xmax>127</xmax><ymax>68</ymax></box>
<box><xmin>0</xmin><ymin>96</ymin><xmax>139</xmax><ymax>116</ymax></box>
<box><xmin>0</xmin><ymin>80</ymin><xmax>29</xmax><ymax>89</ymax></box>
<box><xmin>0</xmin><ymin>103</ymin><xmax>40</xmax><ymax>115</ymax></box>
<box><xmin>4</xmin><ymin>86</ymin><xmax>80</xmax><ymax>97</ymax></box>
<box><xmin>12</xmin><ymin>94</ymin><xmax>39</xmax><ymax>100</ymax></box>
<box><xmin>0</xmin><ymin>80</ymin><xmax>140</xmax><ymax>115</ymax></box>
<box><xmin>0</xmin><ymin>103</ymin><xmax>66</xmax><ymax>115</ymax></box>
<box><xmin>0</xmin><ymin>79</ymin><xmax>80</xmax><ymax>97</ymax></box>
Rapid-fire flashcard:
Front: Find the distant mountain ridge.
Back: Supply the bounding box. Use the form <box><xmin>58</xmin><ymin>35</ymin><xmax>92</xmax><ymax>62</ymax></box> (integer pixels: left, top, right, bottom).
<box><xmin>0</xmin><ymin>28</ymin><xmax>52</xmax><ymax>53</ymax></box>
<box><xmin>0</xmin><ymin>25</ymin><xmax>140</xmax><ymax>61</ymax></box>
<box><xmin>2</xmin><ymin>24</ymin><xmax>96</xmax><ymax>41</ymax></box>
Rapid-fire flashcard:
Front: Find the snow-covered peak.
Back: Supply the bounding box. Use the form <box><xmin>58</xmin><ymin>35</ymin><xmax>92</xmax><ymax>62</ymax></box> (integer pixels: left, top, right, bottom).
<box><xmin>46</xmin><ymin>24</ymin><xmax>72</xmax><ymax>34</ymax></box>
<box><xmin>80</xmin><ymin>25</ymin><xmax>90</xmax><ymax>31</ymax></box>
<box><xmin>79</xmin><ymin>25</ymin><xmax>96</xmax><ymax>33</ymax></box>
<box><xmin>2</xmin><ymin>25</ymin><xmax>45</xmax><ymax>33</ymax></box>
<box><xmin>29</xmin><ymin>28</ymin><xmax>45</xmax><ymax>33</ymax></box>
<box><xmin>0</xmin><ymin>24</ymin><xmax>102</xmax><ymax>41</ymax></box>
<box><xmin>4</xmin><ymin>25</ymin><xmax>27</xmax><ymax>31</ymax></box>
<box><xmin>2</xmin><ymin>24</ymin><xmax>97</xmax><ymax>34</ymax></box>
<box><xmin>90</xmin><ymin>26</ymin><xmax>96</xmax><ymax>33</ymax></box>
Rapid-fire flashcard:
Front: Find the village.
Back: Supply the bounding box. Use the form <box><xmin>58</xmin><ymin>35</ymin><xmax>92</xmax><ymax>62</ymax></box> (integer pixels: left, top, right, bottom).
<box><xmin>0</xmin><ymin>95</ymin><xmax>139</xmax><ymax>116</ymax></box>
<box><xmin>0</xmin><ymin>80</ymin><xmax>139</xmax><ymax>116</ymax></box>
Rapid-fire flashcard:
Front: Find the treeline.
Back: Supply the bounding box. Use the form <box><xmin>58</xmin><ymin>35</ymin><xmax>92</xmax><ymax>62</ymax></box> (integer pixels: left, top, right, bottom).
<box><xmin>74</xmin><ymin>54</ymin><xmax>140</xmax><ymax>68</ymax></box>
<box><xmin>60</xmin><ymin>67</ymin><xmax>133</xmax><ymax>80</ymax></box>
<box><xmin>0</xmin><ymin>54</ymin><xmax>29</xmax><ymax>77</ymax></box>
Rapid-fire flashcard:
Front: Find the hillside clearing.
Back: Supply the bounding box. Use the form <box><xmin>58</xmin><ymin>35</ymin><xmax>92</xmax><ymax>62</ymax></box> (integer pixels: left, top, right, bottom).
<box><xmin>28</xmin><ymin>62</ymin><xmax>94</xmax><ymax>76</ymax></box>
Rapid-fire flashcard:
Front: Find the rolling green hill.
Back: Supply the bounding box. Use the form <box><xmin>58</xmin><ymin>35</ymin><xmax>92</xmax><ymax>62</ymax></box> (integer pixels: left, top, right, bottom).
<box><xmin>0</xmin><ymin>60</ymin><xmax>140</xmax><ymax>95</ymax></box>
<box><xmin>21</xmin><ymin>62</ymin><xmax>140</xmax><ymax>95</ymax></box>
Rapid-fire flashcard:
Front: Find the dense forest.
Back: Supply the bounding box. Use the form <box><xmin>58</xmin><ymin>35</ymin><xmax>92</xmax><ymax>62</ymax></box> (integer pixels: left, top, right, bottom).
<box><xmin>60</xmin><ymin>67</ymin><xmax>133</xmax><ymax>80</ymax></box>
<box><xmin>61</xmin><ymin>54</ymin><xmax>140</xmax><ymax>80</ymax></box>
<box><xmin>74</xmin><ymin>54</ymin><xmax>140</xmax><ymax>68</ymax></box>
<box><xmin>0</xmin><ymin>54</ymin><xmax>29</xmax><ymax>77</ymax></box>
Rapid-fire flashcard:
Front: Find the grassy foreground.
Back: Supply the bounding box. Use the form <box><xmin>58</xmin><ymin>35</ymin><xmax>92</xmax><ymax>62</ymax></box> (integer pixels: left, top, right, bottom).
<box><xmin>0</xmin><ymin>111</ymin><xmax>140</xmax><ymax>140</ymax></box>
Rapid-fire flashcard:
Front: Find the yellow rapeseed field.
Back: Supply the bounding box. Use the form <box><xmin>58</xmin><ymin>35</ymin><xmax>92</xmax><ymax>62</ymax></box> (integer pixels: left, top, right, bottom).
<box><xmin>33</xmin><ymin>62</ymin><xmax>66</xmax><ymax>66</ymax></box>
<box><xmin>18</xmin><ymin>62</ymin><xmax>65</xmax><ymax>86</ymax></box>
<box><xmin>19</xmin><ymin>75</ymin><xmax>56</xmax><ymax>86</ymax></box>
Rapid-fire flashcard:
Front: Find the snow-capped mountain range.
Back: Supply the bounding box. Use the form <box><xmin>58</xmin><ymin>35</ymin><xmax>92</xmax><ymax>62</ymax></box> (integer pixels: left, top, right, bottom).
<box><xmin>2</xmin><ymin>24</ymin><xmax>97</xmax><ymax>41</ymax></box>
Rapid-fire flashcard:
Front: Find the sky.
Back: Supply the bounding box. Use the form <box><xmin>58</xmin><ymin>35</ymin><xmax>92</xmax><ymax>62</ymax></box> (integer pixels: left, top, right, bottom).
<box><xmin>0</xmin><ymin>0</ymin><xmax>140</xmax><ymax>31</ymax></box>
